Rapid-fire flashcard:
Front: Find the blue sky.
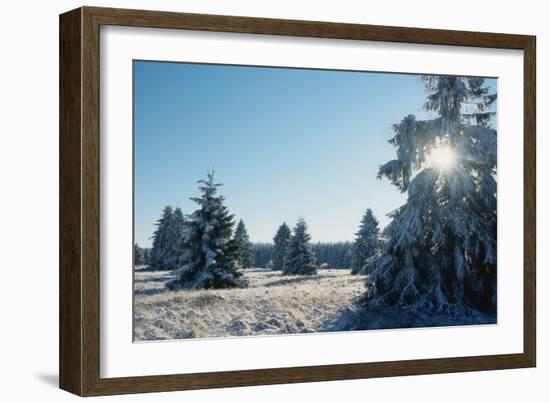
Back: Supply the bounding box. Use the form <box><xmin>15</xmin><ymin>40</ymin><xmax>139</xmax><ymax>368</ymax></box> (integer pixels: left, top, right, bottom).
<box><xmin>134</xmin><ymin>60</ymin><xmax>494</xmax><ymax>246</ymax></box>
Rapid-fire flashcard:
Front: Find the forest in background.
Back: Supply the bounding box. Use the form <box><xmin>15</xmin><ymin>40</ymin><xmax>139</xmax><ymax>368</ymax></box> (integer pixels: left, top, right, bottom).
<box><xmin>137</xmin><ymin>242</ymin><xmax>355</xmax><ymax>270</ymax></box>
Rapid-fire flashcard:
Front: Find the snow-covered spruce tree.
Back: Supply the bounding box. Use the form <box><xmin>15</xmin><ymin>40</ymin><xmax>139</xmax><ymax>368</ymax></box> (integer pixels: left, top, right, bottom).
<box><xmin>234</xmin><ymin>219</ymin><xmax>254</xmax><ymax>268</ymax></box>
<box><xmin>166</xmin><ymin>172</ymin><xmax>247</xmax><ymax>290</ymax></box>
<box><xmin>149</xmin><ymin>206</ymin><xmax>174</xmax><ymax>270</ymax></box>
<box><xmin>364</xmin><ymin>76</ymin><xmax>497</xmax><ymax>316</ymax></box>
<box><xmin>283</xmin><ymin>218</ymin><xmax>317</xmax><ymax>275</ymax></box>
<box><xmin>351</xmin><ymin>209</ymin><xmax>381</xmax><ymax>274</ymax></box>
<box><xmin>272</xmin><ymin>222</ymin><xmax>291</xmax><ymax>271</ymax></box>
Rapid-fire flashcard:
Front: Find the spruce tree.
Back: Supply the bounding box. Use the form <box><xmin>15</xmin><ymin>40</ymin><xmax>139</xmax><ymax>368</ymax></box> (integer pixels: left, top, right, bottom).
<box><xmin>364</xmin><ymin>76</ymin><xmax>497</xmax><ymax>316</ymax></box>
<box><xmin>234</xmin><ymin>219</ymin><xmax>254</xmax><ymax>268</ymax></box>
<box><xmin>272</xmin><ymin>223</ymin><xmax>291</xmax><ymax>271</ymax></box>
<box><xmin>149</xmin><ymin>206</ymin><xmax>174</xmax><ymax>270</ymax></box>
<box><xmin>283</xmin><ymin>218</ymin><xmax>317</xmax><ymax>275</ymax></box>
<box><xmin>351</xmin><ymin>209</ymin><xmax>381</xmax><ymax>274</ymax></box>
<box><xmin>167</xmin><ymin>172</ymin><xmax>246</xmax><ymax>290</ymax></box>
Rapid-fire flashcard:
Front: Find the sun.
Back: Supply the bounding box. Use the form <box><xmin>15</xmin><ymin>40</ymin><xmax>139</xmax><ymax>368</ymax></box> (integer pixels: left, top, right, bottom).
<box><xmin>426</xmin><ymin>145</ymin><xmax>457</xmax><ymax>171</ymax></box>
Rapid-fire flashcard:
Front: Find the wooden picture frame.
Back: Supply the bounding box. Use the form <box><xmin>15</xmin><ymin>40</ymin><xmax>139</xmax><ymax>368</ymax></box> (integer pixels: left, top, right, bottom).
<box><xmin>59</xmin><ymin>6</ymin><xmax>536</xmax><ymax>396</ymax></box>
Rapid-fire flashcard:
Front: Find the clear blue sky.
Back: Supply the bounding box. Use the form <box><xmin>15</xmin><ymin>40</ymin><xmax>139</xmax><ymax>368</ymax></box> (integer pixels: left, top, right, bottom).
<box><xmin>134</xmin><ymin>60</ymin><xmax>494</xmax><ymax>246</ymax></box>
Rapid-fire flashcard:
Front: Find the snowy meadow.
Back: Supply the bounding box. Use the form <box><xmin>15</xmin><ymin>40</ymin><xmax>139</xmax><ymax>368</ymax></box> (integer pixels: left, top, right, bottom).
<box><xmin>134</xmin><ymin>267</ymin><xmax>366</xmax><ymax>341</ymax></box>
<box><xmin>134</xmin><ymin>63</ymin><xmax>498</xmax><ymax>341</ymax></box>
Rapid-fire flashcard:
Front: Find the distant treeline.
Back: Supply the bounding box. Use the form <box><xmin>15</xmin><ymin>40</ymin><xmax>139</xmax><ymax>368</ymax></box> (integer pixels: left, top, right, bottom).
<box><xmin>312</xmin><ymin>242</ymin><xmax>353</xmax><ymax>269</ymax></box>
<box><xmin>136</xmin><ymin>241</ymin><xmax>353</xmax><ymax>269</ymax></box>
<box><xmin>252</xmin><ymin>241</ymin><xmax>352</xmax><ymax>269</ymax></box>
<box><xmin>251</xmin><ymin>243</ymin><xmax>273</xmax><ymax>269</ymax></box>
<box><xmin>133</xmin><ymin>244</ymin><xmax>151</xmax><ymax>266</ymax></box>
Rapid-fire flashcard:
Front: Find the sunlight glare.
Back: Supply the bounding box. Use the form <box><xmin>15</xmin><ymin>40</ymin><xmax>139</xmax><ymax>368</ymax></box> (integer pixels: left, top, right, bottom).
<box><xmin>426</xmin><ymin>145</ymin><xmax>456</xmax><ymax>171</ymax></box>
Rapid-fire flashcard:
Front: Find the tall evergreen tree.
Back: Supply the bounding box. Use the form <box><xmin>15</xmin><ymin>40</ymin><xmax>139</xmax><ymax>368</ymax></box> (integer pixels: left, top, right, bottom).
<box><xmin>364</xmin><ymin>76</ymin><xmax>497</xmax><ymax>316</ymax></box>
<box><xmin>234</xmin><ymin>219</ymin><xmax>254</xmax><ymax>268</ymax></box>
<box><xmin>272</xmin><ymin>223</ymin><xmax>291</xmax><ymax>271</ymax></box>
<box><xmin>172</xmin><ymin>207</ymin><xmax>186</xmax><ymax>238</ymax></box>
<box><xmin>351</xmin><ymin>209</ymin><xmax>381</xmax><ymax>274</ymax></box>
<box><xmin>167</xmin><ymin>172</ymin><xmax>246</xmax><ymax>290</ymax></box>
<box><xmin>283</xmin><ymin>218</ymin><xmax>317</xmax><ymax>275</ymax></box>
<box><xmin>149</xmin><ymin>206</ymin><xmax>174</xmax><ymax>270</ymax></box>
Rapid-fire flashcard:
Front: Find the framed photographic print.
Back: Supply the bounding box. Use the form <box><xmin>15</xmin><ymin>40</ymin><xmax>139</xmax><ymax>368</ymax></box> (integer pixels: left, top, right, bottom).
<box><xmin>59</xmin><ymin>6</ymin><xmax>536</xmax><ymax>396</ymax></box>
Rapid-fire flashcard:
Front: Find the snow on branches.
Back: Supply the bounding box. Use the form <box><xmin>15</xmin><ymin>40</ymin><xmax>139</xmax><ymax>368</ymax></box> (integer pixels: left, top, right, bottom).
<box><xmin>283</xmin><ymin>218</ymin><xmax>317</xmax><ymax>275</ymax></box>
<box><xmin>364</xmin><ymin>76</ymin><xmax>497</xmax><ymax>316</ymax></box>
<box><xmin>167</xmin><ymin>172</ymin><xmax>247</xmax><ymax>290</ymax></box>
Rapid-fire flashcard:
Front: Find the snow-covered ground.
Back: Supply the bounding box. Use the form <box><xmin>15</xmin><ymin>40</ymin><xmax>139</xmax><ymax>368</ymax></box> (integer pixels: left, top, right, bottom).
<box><xmin>133</xmin><ymin>267</ymin><xmax>366</xmax><ymax>341</ymax></box>
<box><xmin>133</xmin><ymin>266</ymin><xmax>497</xmax><ymax>341</ymax></box>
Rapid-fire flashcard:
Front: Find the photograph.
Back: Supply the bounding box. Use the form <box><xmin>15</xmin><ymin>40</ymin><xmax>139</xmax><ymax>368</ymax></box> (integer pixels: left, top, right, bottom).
<box><xmin>132</xmin><ymin>60</ymin><xmax>498</xmax><ymax>342</ymax></box>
